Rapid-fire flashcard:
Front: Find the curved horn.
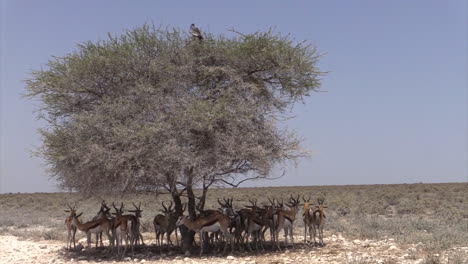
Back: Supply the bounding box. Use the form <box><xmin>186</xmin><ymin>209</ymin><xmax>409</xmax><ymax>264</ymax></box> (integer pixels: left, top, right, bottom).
<box><xmin>112</xmin><ymin>202</ymin><xmax>120</xmax><ymax>212</ymax></box>
<box><xmin>248</xmin><ymin>199</ymin><xmax>257</xmax><ymax>207</ymax></box>
<box><xmin>267</xmin><ymin>197</ymin><xmax>276</xmax><ymax>206</ymax></box>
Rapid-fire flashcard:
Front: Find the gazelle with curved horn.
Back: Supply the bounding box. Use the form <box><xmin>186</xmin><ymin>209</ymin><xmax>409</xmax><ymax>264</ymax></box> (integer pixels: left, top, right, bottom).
<box><xmin>264</xmin><ymin>197</ymin><xmax>281</xmax><ymax>244</ymax></box>
<box><xmin>92</xmin><ymin>201</ymin><xmax>112</xmax><ymax>247</ymax></box>
<box><xmin>242</xmin><ymin>198</ymin><xmax>267</xmax><ymax>251</ymax></box>
<box><xmin>112</xmin><ymin>202</ymin><xmax>137</xmax><ymax>257</ymax></box>
<box><xmin>218</xmin><ymin>197</ymin><xmax>244</xmax><ymax>250</ymax></box>
<box><xmin>250</xmin><ymin>200</ymin><xmax>274</xmax><ymax>251</ymax></box>
<box><xmin>311</xmin><ymin>198</ymin><xmax>328</xmax><ymax>246</ymax></box>
<box><xmin>176</xmin><ymin>212</ymin><xmax>233</xmax><ymax>256</ymax></box>
<box><xmin>128</xmin><ymin>202</ymin><xmax>144</xmax><ymax>245</ymax></box>
<box><xmin>276</xmin><ymin>194</ymin><xmax>301</xmax><ymax>249</ymax></box>
<box><xmin>64</xmin><ymin>203</ymin><xmax>81</xmax><ymax>250</ymax></box>
<box><xmin>301</xmin><ymin>195</ymin><xmax>313</xmax><ymax>243</ymax></box>
<box><xmin>68</xmin><ymin>204</ymin><xmax>114</xmax><ymax>250</ymax></box>
<box><xmin>153</xmin><ymin>201</ymin><xmax>183</xmax><ymax>249</ymax></box>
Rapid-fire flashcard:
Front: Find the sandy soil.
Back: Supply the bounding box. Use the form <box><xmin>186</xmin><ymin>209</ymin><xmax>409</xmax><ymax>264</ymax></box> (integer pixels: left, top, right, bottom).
<box><xmin>1</xmin><ymin>234</ymin><xmax>467</xmax><ymax>264</ymax></box>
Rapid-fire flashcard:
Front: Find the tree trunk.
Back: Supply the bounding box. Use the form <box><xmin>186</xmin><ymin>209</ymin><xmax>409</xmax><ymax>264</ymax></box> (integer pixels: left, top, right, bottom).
<box><xmin>171</xmin><ymin>170</ymin><xmax>197</xmax><ymax>253</ymax></box>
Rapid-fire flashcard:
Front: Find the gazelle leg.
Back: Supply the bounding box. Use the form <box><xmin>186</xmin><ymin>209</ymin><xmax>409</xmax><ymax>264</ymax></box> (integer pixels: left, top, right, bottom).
<box><xmin>199</xmin><ymin>231</ymin><xmax>204</xmax><ymax>256</ymax></box>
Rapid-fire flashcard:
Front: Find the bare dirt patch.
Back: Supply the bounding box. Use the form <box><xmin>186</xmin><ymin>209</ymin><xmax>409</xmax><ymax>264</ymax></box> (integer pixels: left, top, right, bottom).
<box><xmin>2</xmin><ymin>234</ymin><xmax>467</xmax><ymax>264</ymax></box>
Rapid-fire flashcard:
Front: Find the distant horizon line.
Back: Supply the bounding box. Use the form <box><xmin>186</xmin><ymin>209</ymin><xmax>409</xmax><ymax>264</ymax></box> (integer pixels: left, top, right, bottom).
<box><xmin>1</xmin><ymin>181</ymin><xmax>466</xmax><ymax>195</ymax></box>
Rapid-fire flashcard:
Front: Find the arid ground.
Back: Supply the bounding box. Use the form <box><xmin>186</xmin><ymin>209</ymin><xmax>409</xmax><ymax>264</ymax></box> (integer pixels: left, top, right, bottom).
<box><xmin>1</xmin><ymin>183</ymin><xmax>467</xmax><ymax>263</ymax></box>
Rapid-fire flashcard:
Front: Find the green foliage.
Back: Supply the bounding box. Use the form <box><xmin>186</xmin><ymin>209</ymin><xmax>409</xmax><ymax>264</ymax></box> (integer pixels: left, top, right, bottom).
<box><xmin>26</xmin><ymin>24</ymin><xmax>324</xmax><ymax>193</ymax></box>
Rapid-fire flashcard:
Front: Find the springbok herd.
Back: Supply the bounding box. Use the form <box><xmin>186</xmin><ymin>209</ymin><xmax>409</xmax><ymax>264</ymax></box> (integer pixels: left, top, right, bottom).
<box><xmin>64</xmin><ymin>195</ymin><xmax>328</xmax><ymax>257</ymax></box>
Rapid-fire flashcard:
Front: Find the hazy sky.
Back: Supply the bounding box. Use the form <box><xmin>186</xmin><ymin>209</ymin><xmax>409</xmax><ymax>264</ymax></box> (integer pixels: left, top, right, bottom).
<box><xmin>0</xmin><ymin>1</ymin><xmax>466</xmax><ymax>193</ymax></box>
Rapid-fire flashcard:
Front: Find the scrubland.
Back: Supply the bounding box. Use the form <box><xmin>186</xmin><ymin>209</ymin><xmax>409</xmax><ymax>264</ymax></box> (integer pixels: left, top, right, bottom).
<box><xmin>0</xmin><ymin>182</ymin><xmax>467</xmax><ymax>263</ymax></box>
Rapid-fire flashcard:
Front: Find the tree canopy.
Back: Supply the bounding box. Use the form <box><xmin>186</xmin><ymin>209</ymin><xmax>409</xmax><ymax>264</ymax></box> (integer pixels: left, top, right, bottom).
<box><xmin>26</xmin><ymin>25</ymin><xmax>324</xmax><ymax>194</ymax></box>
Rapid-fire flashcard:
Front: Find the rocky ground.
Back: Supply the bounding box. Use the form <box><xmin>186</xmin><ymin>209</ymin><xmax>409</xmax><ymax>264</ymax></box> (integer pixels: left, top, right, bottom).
<box><xmin>1</xmin><ymin>233</ymin><xmax>467</xmax><ymax>264</ymax></box>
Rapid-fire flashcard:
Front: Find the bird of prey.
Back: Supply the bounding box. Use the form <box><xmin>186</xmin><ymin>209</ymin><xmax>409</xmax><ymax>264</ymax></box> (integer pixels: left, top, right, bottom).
<box><xmin>190</xmin><ymin>24</ymin><xmax>203</xmax><ymax>41</ymax></box>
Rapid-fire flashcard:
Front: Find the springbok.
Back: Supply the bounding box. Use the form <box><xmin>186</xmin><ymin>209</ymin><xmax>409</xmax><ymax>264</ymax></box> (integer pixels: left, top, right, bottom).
<box><xmin>68</xmin><ymin>205</ymin><xmax>114</xmax><ymax>250</ymax></box>
<box><xmin>217</xmin><ymin>198</ymin><xmax>244</xmax><ymax>250</ymax></box>
<box><xmin>112</xmin><ymin>202</ymin><xmax>137</xmax><ymax>257</ymax></box>
<box><xmin>263</xmin><ymin>197</ymin><xmax>282</xmax><ymax>245</ymax></box>
<box><xmin>301</xmin><ymin>195</ymin><xmax>313</xmax><ymax>243</ymax></box>
<box><xmin>92</xmin><ymin>201</ymin><xmax>112</xmax><ymax>247</ymax></box>
<box><xmin>311</xmin><ymin>198</ymin><xmax>327</xmax><ymax>246</ymax></box>
<box><xmin>242</xmin><ymin>199</ymin><xmax>268</xmax><ymax>251</ymax></box>
<box><xmin>276</xmin><ymin>194</ymin><xmax>301</xmax><ymax>249</ymax></box>
<box><xmin>64</xmin><ymin>203</ymin><xmax>81</xmax><ymax>250</ymax></box>
<box><xmin>153</xmin><ymin>201</ymin><xmax>180</xmax><ymax>249</ymax></box>
<box><xmin>128</xmin><ymin>202</ymin><xmax>144</xmax><ymax>245</ymax></box>
<box><xmin>176</xmin><ymin>213</ymin><xmax>233</xmax><ymax>256</ymax></box>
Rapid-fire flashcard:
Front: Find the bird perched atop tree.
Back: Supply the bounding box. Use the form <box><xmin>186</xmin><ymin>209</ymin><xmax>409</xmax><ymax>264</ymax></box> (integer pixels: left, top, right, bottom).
<box><xmin>190</xmin><ymin>24</ymin><xmax>203</xmax><ymax>41</ymax></box>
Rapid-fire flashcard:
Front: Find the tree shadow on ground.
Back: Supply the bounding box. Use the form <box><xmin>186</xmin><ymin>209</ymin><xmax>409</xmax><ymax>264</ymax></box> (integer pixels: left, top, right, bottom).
<box><xmin>59</xmin><ymin>242</ymin><xmax>325</xmax><ymax>262</ymax></box>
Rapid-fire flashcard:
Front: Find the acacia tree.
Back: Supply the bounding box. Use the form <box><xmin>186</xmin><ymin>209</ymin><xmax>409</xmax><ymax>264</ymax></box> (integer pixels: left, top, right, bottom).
<box><xmin>26</xmin><ymin>25</ymin><xmax>324</xmax><ymax>249</ymax></box>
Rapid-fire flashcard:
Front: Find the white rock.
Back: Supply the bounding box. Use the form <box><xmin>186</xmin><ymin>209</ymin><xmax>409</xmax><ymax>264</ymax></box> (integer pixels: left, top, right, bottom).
<box><xmin>184</xmin><ymin>257</ymin><xmax>191</xmax><ymax>261</ymax></box>
<box><xmin>227</xmin><ymin>256</ymin><xmax>235</xmax><ymax>260</ymax></box>
<box><xmin>389</xmin><ymin>245</ymin><xmax>398</xmax><ymax>250</ymax></box>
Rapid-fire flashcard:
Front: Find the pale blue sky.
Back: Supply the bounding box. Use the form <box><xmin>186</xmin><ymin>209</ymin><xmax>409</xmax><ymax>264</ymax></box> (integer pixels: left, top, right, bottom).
<box><xmin>0</xmin><ymin>1</ymin><xmax>466</xmax><ymax>193</ymax></box>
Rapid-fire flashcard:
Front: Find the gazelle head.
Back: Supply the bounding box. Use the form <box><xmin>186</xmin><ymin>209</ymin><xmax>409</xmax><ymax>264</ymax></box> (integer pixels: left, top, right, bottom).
<box><xmin>276</xmin><ymin>198</ymin><xmax>285</xmax><ymax>209</ymax></box>
<box><xmin>286</xmin><ymin>194</ymin><xmax>301</xmax><ymax>211</ymax></box>
<box><xmin>218</xmin><ymin>197</ymin><xmax>235</xmax><ymax>216</ymax></box>
<box><xmin>302</xmin><ymin>195</ymin><xmax>312</xmax><ymax>212</ymax></box>
<box><xmin>65</xmin><ymin>203</ymin><xmax>82</xmax><ymax>219</ymax></box>
<box><xmin>64</xmin><ymin>203</ymin><xmax>76</xmax><ymax>214</ymax></box>
<box><xmin>245</xmin><ymin>198</ymin><xmax>259</xmax><ymax>211</ymax></box>
<box><xmin>111</xmin><ymin>202</ymin><xmax>125</xmax><ymax>218</ymax></box>
<box><xmin>267</xmin><ymin>197</ymin><xmax>277</xmax><ymax>207</ymax></box>
<box><xmin>96</xmin><ymin>201</ymin><xmax>111</xmax><ymax>218</ymax></box>
<box><xmin>161</xmin><ymin>201</ymin><xmax>175</xmax><ymax>216</ymax></box>
<box><xmin>129</xmin><ymin>202</ymin><xmax>143</xmax><ymax>218</ymax></box>
<box><xmin>316</xmin><ymin>198</ymin><xmax>328</xmax><ymax>211</ymax></box>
